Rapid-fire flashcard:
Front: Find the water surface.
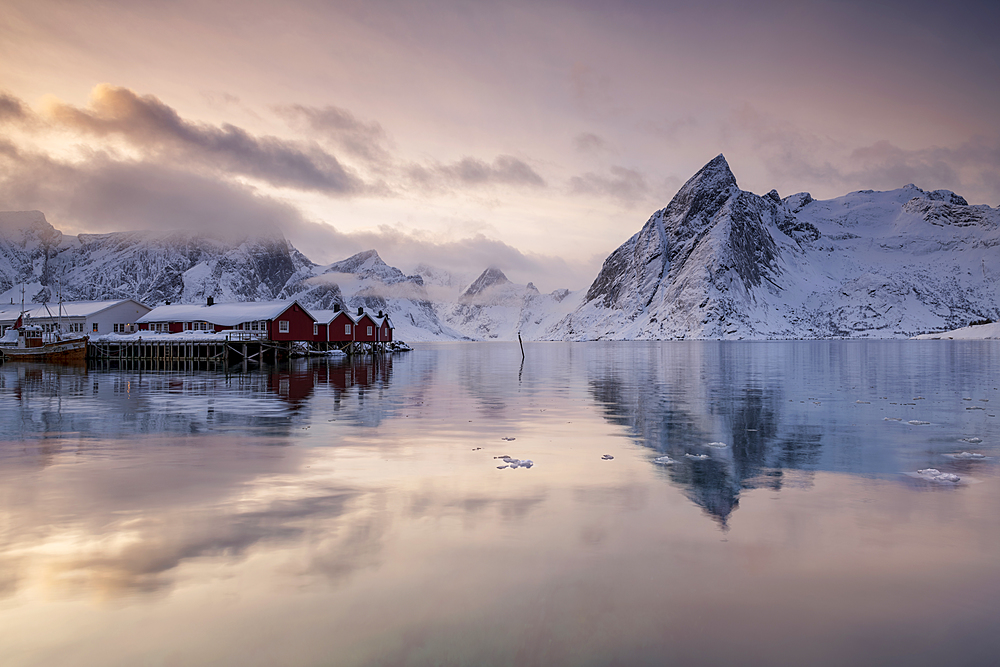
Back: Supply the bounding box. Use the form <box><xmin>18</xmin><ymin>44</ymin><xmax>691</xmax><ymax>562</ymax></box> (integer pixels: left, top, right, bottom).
<box><xmin>1</xmin><ymin>341</ymin><xmax>999</xmax><ymax>666</ymax></box>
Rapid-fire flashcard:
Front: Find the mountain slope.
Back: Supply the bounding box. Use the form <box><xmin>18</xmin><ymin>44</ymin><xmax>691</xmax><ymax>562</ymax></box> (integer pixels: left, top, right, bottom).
<box><xmin>550</xmin><ymin>155</ymin><xmax>999</xmax><ymax>340</ymax></box>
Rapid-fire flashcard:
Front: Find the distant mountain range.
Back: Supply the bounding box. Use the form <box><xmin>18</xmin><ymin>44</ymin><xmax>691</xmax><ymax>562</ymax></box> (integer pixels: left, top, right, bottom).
<box><xmin>2</xmin><ymin>154</ymin><xmax>997</xmax><ymax>340</ymax></box>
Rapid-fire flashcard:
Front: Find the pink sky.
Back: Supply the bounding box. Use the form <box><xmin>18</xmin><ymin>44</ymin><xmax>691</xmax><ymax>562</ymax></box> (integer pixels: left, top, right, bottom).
<box><xmin>2</xmin><ymin>0</ymin><xmax>998</xmax><ymax>290</ymax></box>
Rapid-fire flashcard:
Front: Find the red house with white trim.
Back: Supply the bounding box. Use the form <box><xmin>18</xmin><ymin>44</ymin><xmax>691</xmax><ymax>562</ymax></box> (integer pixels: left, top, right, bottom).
<box><xmin>136</xmin><ymin>299</ymin><xmax>317</xmax><ymax>341</ymax></box>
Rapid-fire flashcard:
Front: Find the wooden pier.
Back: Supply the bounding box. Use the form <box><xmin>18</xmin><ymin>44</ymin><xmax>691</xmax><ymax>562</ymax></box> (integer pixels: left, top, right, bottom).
<box><xmin>87</xmin><ymin>333</ymin><xmax>382</xmax><ymax>366</ymax></box>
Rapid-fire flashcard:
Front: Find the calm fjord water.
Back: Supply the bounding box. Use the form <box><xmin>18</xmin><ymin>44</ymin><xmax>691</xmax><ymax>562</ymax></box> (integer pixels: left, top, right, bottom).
<box><xmin>1</xmin><ymin>341</ymin><xmax>999</xmax><ymax>666</ymax></box>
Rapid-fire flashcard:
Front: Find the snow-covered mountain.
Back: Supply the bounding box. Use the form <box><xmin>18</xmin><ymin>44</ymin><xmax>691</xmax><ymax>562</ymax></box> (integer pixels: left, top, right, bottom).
<box><xmin>436</xmin><ymin>267</ymin><xmax>578</xmax><ymax>340</ymax></box>
<box><xmin>3</xmin><ymin>153</ymin><xmax>997</xmax><ymax>341</ymax></box>
<box><xmin>549</xmin><ymin>154</ymin><xmax>999</xmax><ymax>340</ymax></box>
<box><xmin>0</xmin><ymin>212</ymin><xmax>321</xmax><ymax>306</ymax></box>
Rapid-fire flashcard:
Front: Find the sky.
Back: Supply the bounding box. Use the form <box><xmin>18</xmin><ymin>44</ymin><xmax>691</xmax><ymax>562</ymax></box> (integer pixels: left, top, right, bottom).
<box><xmin>1</xmin><ymin>0</ymin><xmax>998</xmax><ymax>291</ymax></box>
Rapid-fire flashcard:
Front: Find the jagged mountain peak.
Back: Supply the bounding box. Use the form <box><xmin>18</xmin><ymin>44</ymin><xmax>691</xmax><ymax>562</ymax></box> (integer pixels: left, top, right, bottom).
<box><xmin>325</xmin><ymin>249</ymin><xmax>386</xmax><ymax>272</ymax></box>
<box><xmin>463</xmin><ymin>267</ymin><xmax>510</xmax><ymax>298</ymax></box>
<box><xmin>679</xmin><ymin>154</ymin><xmax>737</xmax><ymax>197</ymax></box>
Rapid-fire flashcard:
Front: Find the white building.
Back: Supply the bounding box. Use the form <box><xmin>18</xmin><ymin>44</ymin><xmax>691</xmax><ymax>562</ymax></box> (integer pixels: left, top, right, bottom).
<box><xmin>0</xmin><ymin>300</ymin><xmax>152</xmax><ymax>336</ymax></box>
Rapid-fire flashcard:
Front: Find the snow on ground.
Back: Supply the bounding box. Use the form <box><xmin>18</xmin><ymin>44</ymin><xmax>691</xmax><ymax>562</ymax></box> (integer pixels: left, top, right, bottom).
<box><xmin>913</xmin><ymin>322</ymin><xmax>1000</xmax><ymax>340</ymax></box>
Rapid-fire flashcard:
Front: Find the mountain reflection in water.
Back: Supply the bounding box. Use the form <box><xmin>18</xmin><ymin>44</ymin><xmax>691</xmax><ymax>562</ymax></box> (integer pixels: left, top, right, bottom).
<box><xmin>0</xmin><ymin>341</ymin><xmax>999</xmax><ymax>667</ymax></box>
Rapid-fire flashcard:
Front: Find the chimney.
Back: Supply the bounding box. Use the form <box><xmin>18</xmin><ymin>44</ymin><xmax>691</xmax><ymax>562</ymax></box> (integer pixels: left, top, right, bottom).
<box><xmin>207</xmin><ymin>296</ymin><xmax>214</xmax><ymax>306</ymax></box>
<box><xmin>357</xmin><ymin>307</ymin><xmax>363</xmax><ymax>316</ymax></box>
<box><xmin>165</xmin><ymin>300</ymin><xmax>171</xmax><ymax>305</ymax></box>
<box><xmin>378</xmin><ymin>310</ymin><xmax>383</xmax><ymax>317</ymax></box>
<box><xmin>334</xmin><ymin>304</ymin><xmax>340</xmax><ymax>312</ymax></box>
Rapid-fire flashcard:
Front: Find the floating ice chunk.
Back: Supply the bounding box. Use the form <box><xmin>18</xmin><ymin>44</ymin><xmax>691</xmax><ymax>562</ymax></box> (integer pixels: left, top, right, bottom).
<box><xmin>653</xmin><ymin>456</ymin><xmax>675</xmax><ymax>465</ymax></box>
<box><xmin>685</xmin><ymin>453</ymin><xmax>709</xmax><ymax>460</ymax></box>
<box><xmin>908</xmin><ymin>420</ymin><xmax>930</xmax><ymax>425</ymax></box>
<box><xmin>967</xmin><ymin>407</ymin><xmax>985</xmax><ymax>411</ymax></box>
<box><xmin>497</xmin><ymin>465</ymin><xmax>509</xmax><ymax>469</ymax></box>
<box><xmin>706</xmin><ymin>442</ymin><xmax>728</xmax><ymax>448</ymax></box>
<box><xmin>884</xmin><ymin>417</ymin><xmax>902</xmax><ymax>421</ymax></box>
<box><xmin>949</xmin><ymin>452</ymin><xmax>986</xmax><ymax>460</ymax></box>
<box><xmin>498</xmin><ymin>456</ymin><xmax>534</xmax><ymax>469</ymax></box>
<box><xmin>916</xmin><ymin>468</ymin><xmax>961</xmax><ymax>483</ymax></box>
<box><xmin>855</xmin><ymin>400</ymin><xmax>870</xmax><ymax>404</ymax></box>
<box><xmin>913</xmin><ymin>397</ymin><xmax>925</xmax><ymax>400</ymax></box>
<box><xmin>963</xmin><ymin>397</ymin><xmax>972</xmax><ymax>401</ymax></box>
<box><xmin>601</xmin><ymin>454</ymin><xmax>614</xmax><ymax>460</ymax></box>
<box><xmin>501</xmin><ymin>437</ymin><xmax>516</xmax><ymax>441</ymax></box>
<box><xmin>960</xmin><ymin>437</ymin><xmax>983</xmax><ymax>444</ymax></box>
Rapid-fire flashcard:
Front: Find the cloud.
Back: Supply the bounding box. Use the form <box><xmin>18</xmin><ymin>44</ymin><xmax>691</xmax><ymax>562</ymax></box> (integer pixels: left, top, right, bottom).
<box><xmin>574</xmin><ymin>132</ymin><xmax>609</xmax><ymax>153</ymax></box>
<box><xmin>569</xmin><ymin>165</ymin><xmax>650</xmax><ymax>204</ymax></box>
<box><xmin>406</xmin><ymin>155</ymin><xmax>546</xmax><ymax>191</ymax></box>
<box><xmin>0</xmin><ymin>141</ymin><xmax>589</xmax><ymax>289</ymax></box>
<box><xmin>0</xmin><ymin>141</ymin><xmax>315</xmax><ymax>240</ymax></box>
<box><xmin>0</xmin><ymin>92</ymin><xmax>29</xmax><ymax>124</ymax></box>
<box><xmin>43</xmin><ymin>84</ymin><xmax>365</xmax><ymax>195</ymax></box>
<box><xmin>275</xmin><ymin>103</ymin><xmax>392</xmax><ymax>167</ymax></box>
<box><xmin>300</xmin><ymin>224</ymin><xmax>590</xmax><ymax>291</ymax></box>
<box><xmin>731</xmin><ymin>105</ymin><xmax>1000</xmax><ymax>204</ymax></box>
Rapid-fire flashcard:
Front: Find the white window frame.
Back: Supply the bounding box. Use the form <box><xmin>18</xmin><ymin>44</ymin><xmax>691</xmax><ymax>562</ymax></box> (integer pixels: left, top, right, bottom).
<box><xmin>279</xmin><ymin>320</ymin><xmax>289</xmax><ymax>333</ymax></box>
<box><xmin>367</xmin><ymin>326</ymin><xmax>373</xmax><ymax>336</ymax></box>
<box><xmin>345</xmin><ymin>324</ymin><xmax>351</xmax><ymax>334</ymax></box>
<box><xmin>313</xmin><ymin>323</ymin><xmax>318</xmax><ymax>336</ymax></box>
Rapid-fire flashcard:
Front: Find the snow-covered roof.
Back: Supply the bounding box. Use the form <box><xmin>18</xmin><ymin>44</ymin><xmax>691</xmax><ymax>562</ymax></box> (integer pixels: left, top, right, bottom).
<box><xmin>0</xmin><ymin>299</ymin><xmax>148</xmax><ymax>322</ymax></box>
<box><xmin>310</xmin><ymin>309</ymin><xmax>357</xmax><ymax>324</ymax></box>
<box><xmin>136</xmin><ymin>300</ymin><xmax>311</xmax><ymax>326</ymax></box>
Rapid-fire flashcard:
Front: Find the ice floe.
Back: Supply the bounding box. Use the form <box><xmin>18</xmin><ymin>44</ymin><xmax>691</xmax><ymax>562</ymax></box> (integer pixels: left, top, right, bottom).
<box><xmin>705</xmin><ymin>442</ymin><xmax>728</xmax><ymax>448</ymax></box>
<box><xmin>945</xmin><ymin>452</ymin><xmax>987</xmax><ymax>460</ymax></box>
<box><xmin>685</xmin><ymin>453</ymin><xmax>709</xmax><ymax>461</ymax></box>
<box><xmin>653</xmin><ymin>455</ymin><xmax>675</xmax><ymax>465</ymax></box>
<box><xmin>915</xmin><ymin>468</ymin><xmax>961</xmax><ymax>484</ymax></box>
<box><xmin>884</xmin><ymin>417</ymin><xmax>902</xmax><ymax>421</ymax></box>
<box><xmin>959</xmin><ymin>437</ymin><xmax>983</xmax><ymax>444</ymax></box>
<box><xmin>601</xmin><ymin>454</ymin><xmax>614</xmax><ymax>460</ymax></box>
<box><xmin>497</xmin><ymin>456</ymin><xmax>533</xmax><ymax>469</ymax></box>
<box><xmin>908</xmin><ymin>420</ymin><xmax>930</xmax><ymax>425</ymax></box>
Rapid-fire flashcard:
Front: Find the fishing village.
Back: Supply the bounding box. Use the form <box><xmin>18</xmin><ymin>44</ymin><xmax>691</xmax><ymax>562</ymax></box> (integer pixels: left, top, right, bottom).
<box><xmin>0</xmin><ymin>294</ymin><xmax>402</xmax><ymax>367</ymax></box>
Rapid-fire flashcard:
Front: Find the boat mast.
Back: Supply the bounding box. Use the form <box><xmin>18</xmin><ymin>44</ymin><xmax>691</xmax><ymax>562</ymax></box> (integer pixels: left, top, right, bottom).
<box><xmin>57</xmin><ymin>279</ymin><xmax>64</xmax><ymax>338</ymax></box>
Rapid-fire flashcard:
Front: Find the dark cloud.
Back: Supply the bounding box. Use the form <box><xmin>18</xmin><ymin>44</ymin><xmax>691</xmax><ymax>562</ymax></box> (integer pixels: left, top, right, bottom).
<box><xmin>275</xmin><ymin>103</ymin><xmax>392</xmax><ymax>167</ymax></box>
<box><xmin>407</xmin><ymin>155</ymin><xmax>546</xmax><ymax>190</ymax></box>
<box><xmin>45</xmin><ymin>85</ymin><xmax>364</xmax><ymax>195</ymax></box>
<box><xmin>569</xmin><ymin>166</ymin><xmax>649</xmax><ymax>204</ymax></box>
<box><xmin>0</xmin><ymin>92</ymin><xmax>29</xmax><ymax>124</ymax></box>
<box><xmin>0</xmin><ymin>141</ymin><xmax>314</xmax><ymax>240</ymax></box>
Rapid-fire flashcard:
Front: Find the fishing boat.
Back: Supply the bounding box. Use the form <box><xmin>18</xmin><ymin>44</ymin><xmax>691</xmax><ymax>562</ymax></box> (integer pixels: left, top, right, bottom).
<box><xmin>0</xmin><ymin>287</ymin><xmax>88</xmax><ymax>363</ymax></box>
<box><xmin>0</xmin><ymin>324</ymin><xmax>88</xmax><ymax>363</ymax></box>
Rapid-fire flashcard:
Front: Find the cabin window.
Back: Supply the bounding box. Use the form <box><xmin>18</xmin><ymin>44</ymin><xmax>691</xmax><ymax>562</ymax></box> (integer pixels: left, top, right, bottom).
<box><xmin>313</xmin><ymin>323</ymin><xmax>318</xmax><ymax>336</ymax></box>
<box><xmin>279</xmin><ymin>320</ymin><xmax>289</xmax><ymax>333</ymax></box>
<box><xmin>345</xmin><ymin>324</ymin><xmax>351</xmax><ymax>334</ymax></box>
<box><xmin>250</xmin><ymin>321</ymin><xmax>259</xmax><ymax>331</ymax></box>
<box><xmin>92</xmin><ymin>322</ymin><xmax>99</xmax><ymax>333</ymax></box>
<box><xmin>367</xmin><ymin>326</ymin><xmax>373</xmax><ymax>336</ymax></box>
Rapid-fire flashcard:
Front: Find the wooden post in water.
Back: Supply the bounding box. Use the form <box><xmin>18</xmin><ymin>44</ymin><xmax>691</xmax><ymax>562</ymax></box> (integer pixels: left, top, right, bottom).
<box><xmin>518</xmin><ymin>332</ymin><xmax>524</xmax><ymax>360</ymax></box>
